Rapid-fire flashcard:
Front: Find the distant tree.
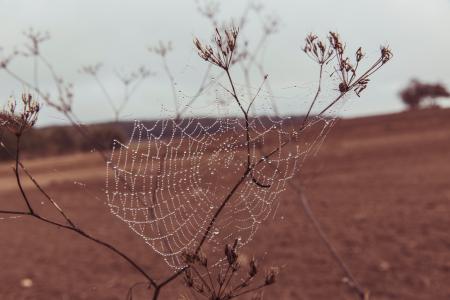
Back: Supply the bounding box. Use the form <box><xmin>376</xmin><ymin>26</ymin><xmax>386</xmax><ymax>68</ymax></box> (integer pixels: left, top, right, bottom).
<box><xmin>400</xmin><ymin>79</ymin><xmax>450</xmax><ymax>109</ymax></box>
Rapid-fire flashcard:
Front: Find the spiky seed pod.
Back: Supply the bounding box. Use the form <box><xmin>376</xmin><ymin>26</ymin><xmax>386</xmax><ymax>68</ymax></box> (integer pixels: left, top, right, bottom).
<box><xmin>193</xmin><ymin>26</ymin><xmax>240</xmax><ymax>69</ymax></box>
<box><xmin>249</xmin><ymin>258</ymin><xmax>258</xmax><ymax>277</ymax></box>
<box><xmin>264</xmin><ymin>267</ymin><xmax>279</xmax><ymax>285</ymax></box>
<box><xmin>1</xmin><ymin>93</ymin><xmax>40</xmax><ymax>136</ymax></box>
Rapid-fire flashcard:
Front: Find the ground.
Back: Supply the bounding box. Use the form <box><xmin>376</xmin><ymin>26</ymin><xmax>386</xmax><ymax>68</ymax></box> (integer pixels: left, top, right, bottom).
<box><xmin>0</xmin><ymin>108</ymin><xmax>449</xmax><ymax>299</ymax></box>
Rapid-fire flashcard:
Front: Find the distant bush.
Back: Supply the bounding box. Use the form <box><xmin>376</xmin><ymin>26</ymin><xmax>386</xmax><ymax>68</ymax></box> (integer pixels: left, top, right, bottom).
<box><xmin>0</xmin><ymin>124</ymin><xmax>126</xmax><ymax>161</ymax></box>
<box><xmin>79</xmin><ymin>125</ymin><xmax>126</xmax><ymax>152</ymax></box>
<box><xmin>400</xmin><ymin>79</ymin><xmax>450</xmax><ymax>109</ymax></box>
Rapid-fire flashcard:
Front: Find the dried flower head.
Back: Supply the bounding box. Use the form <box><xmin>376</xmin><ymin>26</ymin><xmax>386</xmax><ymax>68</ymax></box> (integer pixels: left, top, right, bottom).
<box><xmin>22</xmin><ymin>28</ymin><xmax>50</xmax><ymax>56</ymax></box>
<box><xmin>381</xmin><ymin>46</ymin><xmax>393</xmax><ymax>64</ymax></box>
<box><xmin>149</xmin><ymin>41</ymin><xmax>173</xmax><ymax>57</ymax></box>
<box><xmin>225</xmin><ymin>239</ymin><xmax>239</xmax><ymax>267</ymax></box>
<box><xmin>184</xmin><ymin>268</ymin><xmax>194</xmax><ymax>287</ymax></box>
<box><xmin>356</xmin><ymin>47</ymin><xmax>364</xmax><ymax>62</ymax></box>
<box><xmin>137</xmin><ymin>65</ymin><xmax>153</xmax><ymax>78</ymax></box>
<box><xmin>181</xmin><ymin>250</ymin><xmax>208</xmax><ymax>267</ymax></box>
<box><xmin>262</xmin><ymin>14</ymin><xmax>279</xmax><ymax>35</ymax></box>
<box><xmin>329</xmin><ymin>31</ymin><xmax>344</xmax><ymax>55</ymax></box>
<box><xmin>182</xmin><ymin>242</ymin><xmax>276</xmax><ymax>300</ymax></box>
<box><xmin>323</xmin><ymin>31</ymin><xmax>393</xmax><ymax>98</ymax></box>
<box><xmin>181</xmin><ymin>250</ymin><xmax>199</xmax><ymax>265</ymax></box>
<box><xmin>55</xmin><ymin>79</ymin><xmax>74</xmax><ymax>112</ymax></box>
<box><xmin>264</xmin><ymin>267</ymin><xmax>279</xmax><ymax>285</ymax></box>
<box><xmin>194</xmin><ymin>26</ymin><xmax>239</xmax><ymax>70</ymax></box>
<box><xmin>0</xmin><ymin>48</ymin><xmax>19</xmax><ymax>69</ymax></box>
<box><xmin>80</xmin><ymin>63</ymin><xmax>102</xmax><ymax>76</ymax></box>
<box><xmin>249</xmin><ymin>257</ymin><xmax>258</xmax><ymax>278</ymax></box>
<box><xmin>0</xmin><ymin>93</ymin><xmax>40</xmax><ymax>135</ymax></box>
<box><xmin>303</xmin><ymin>33</ymin><xmax>334</xmax><ymax>64</ymax></box>
<box><xmin>196</xmin><ymin>0</ymin><xmax>220</xmax><ymax>24</ymax></box>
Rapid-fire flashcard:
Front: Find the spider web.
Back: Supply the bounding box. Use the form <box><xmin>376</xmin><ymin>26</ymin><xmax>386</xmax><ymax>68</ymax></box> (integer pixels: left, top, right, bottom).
<box><xmin>105</xmin><ymin>109</ymin><xmax>336</xmax><ymax>269</ymax></box>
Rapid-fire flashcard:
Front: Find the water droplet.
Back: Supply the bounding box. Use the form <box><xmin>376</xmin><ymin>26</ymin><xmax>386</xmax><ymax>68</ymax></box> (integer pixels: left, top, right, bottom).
<box><xmin>20</xmin><ymin>278</ymin><xmax>33</xmax><ymax>288</ymax></box>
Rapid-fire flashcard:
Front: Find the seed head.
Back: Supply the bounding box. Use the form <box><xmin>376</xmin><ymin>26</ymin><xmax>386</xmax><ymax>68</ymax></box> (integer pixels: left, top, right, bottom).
<box><xmin>148</xmin><ymin>41</ymin><xmax>173</xmax><ymax>57</ymax></box>
<box><xmin>264</xmin><ymin>267</ymin><xmax>279</xmax><ymax>285</ymax></box>
<box><xmin>225</xmin><ymin>239</ymin><xmax>239</xmax><ymax>266</ymax></box>
<box><xmin>22</xmin><ymin>28</ymin><xmax>50</xmax><ymax>56</ymax></box>
<box><xmin>381</xmin><ymin>46</ymin><xmax>393</xmax><ymax>63</ymax></box>
<box><xmin>303</xmin><ymin>33</ymin><xmax>334</xmax><ymax>64</ymax></box>
<box><xmin>182</xmin><ymin>250</ymin><xmax>197</xmax><ymax>264</ymax></box>
<box><xmin>194</xmin><ymin>26</ymin><xmax>240</xmax><ymax>69</ymax></box>
<box><xmin>80</xmin><ymin>63</ymin><xmax>102</xmax><ymax>76</ymax></box>
<box><xmin>329</xmin><ymin>31</ymin><xmax>344</xmax><ymax>55</ymax></box>
<box><xmin>249</xmin><ymin>258</ymin><xmax>258</xmax><ymax>277</ymax></box>
<box><xmin>0</xmin><ymin>93</ymin><xmax>40</xmax><ymax>135</ymax></box>
<box><xmin>184</xmin><ymin>269</ymin><xmax>194</xmax><ymax>287</ymax></box>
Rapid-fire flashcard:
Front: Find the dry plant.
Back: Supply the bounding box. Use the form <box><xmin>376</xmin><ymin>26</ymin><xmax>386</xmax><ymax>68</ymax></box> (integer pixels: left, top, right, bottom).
<box><xmin>0</xmin><ymin>16</ymin><xmax>392</xmax><ymax>300</ymax></box>
<box><xmin>174</xmin><ymin>1</ymin><xmax>281</xmax><ymax>118</ymax></box>
<box><xmin>289</xmin><ymin>184</ymin><xmax>370</xmax><ymax>300</ymax></box>
<box><xmin>0</xmin><ymin>29</ymin><xmax>115</xmax><ymax>161</ymax></box>
<box><xmin>148</xmin><ymin>41</ymin><xmax>181</xmax><ymax>118</ymax></box>
<box><xmin>181</xmin><ymin>239</ymin><xmax>277</xmax><ymax>300</ymax></box>
<box><xmin>11</xmin><ymin>29</ymin><xmax>74</xmax><ymax>114</ymax></box>
<box><xmin>194</xmin><ymin>1</ymin><xmax>281</xmax><ymax>115</ymax></box>
<box><xmin>235</xmin><ymin>4</ymin><xmax>280</xmax><ymax>116</ymax></box>
<box><xmin>292</xmin><ymin>31</ymin><xmax>391</xmax><ymax>299</ymax></box>
<box><xmin>81</xmin><ymin>63</ymin><xmax>153</xmax><ymax>121</ymax></box>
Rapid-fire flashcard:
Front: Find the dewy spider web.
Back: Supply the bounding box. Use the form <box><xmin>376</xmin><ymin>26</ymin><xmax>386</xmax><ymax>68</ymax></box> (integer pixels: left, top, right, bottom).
<box><xmin>105</xmin><ymin>109</ymin><xmax>337</xmax><ymax>269</ymax></box>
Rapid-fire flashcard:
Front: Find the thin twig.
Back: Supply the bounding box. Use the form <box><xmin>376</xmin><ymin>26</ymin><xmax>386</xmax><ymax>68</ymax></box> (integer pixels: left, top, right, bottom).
<box><xmin>290</xmin><ymin>184</ymin><xmax>368</xmax><ymax>299</ymax></box>
<box><xmin>302</xmin><ymin>63</ymin><xmax>324</xmax><ymax>128</ymax></box>
<box><xmin>231</xmin><ymin>283</ymin><xmax>267</xmax><ymax>298</ymax></box>
<box><xmin>0</xmin><ymin>142</ymin><xmax>77</xmax><ymax>228</ymax></box>
<box><xmin>178</xmin><ymin>64</ymin><xmax>214</xmax><ymax>117</ymax></box>
<box><xmin>14</xmin><ymin>136</ymin><xmax>34</xmax><ymax>214</ymax></box>
<box><xmin>7</xmin><ymin>136</ymin><xmax>158</xmax><ymax>288</ymax></box>
<box><xmin>161</xmin><ymin>56</ymin><xmax>179</xmax><ymax>118</ymax></box>
<box><xmin>0</xmin><ymin>210</ymin><xmax>30</xmax><ymax>215</ymax></box>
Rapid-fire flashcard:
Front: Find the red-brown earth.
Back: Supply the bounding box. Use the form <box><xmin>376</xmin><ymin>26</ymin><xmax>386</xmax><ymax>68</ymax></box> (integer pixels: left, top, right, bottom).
<box><xmin>0</xmin><ymin>108</ymin><xmax>449</xmax><ymax>299</ymax></box>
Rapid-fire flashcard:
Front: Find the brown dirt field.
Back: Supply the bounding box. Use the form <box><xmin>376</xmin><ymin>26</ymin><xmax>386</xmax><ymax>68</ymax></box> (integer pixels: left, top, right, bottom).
<box><xmin>1</xmin><ymin>108</ymin><xmax>449</xmax><ymax>300</ymax></box>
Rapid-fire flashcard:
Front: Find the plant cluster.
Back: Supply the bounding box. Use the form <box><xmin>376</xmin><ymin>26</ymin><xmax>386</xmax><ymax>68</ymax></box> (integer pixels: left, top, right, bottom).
<box><xmin>0</xmin><ymin>4</ymin><xmax>392</xmax><ymax>299</ymax></box>
<box><xmin>0</xmin><ymin>93</ymin><xmax>40</xmax><ymax>136</ymax></box>
<box><xmin>181</xmin><ymin>239</ymin><xmax>277</xmax><ymax>300</ymax></box>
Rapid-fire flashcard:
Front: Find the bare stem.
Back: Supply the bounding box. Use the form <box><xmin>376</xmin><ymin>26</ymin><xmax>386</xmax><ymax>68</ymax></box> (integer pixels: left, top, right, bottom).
<box><xmin>291</xmin><ymin>185</ymin><xmax>368</xmax><ymax>299</ymax></box>
<box><xmin>7</xmin><ymin>137</ymin><xmax>158</xmax><ymax>288</ymax></box>
<box><xmin>14</xmin><ymin>136</ymin><xmax>34</xmax><ymax>214</ymax></box>
<box><xmin>302</xmin><ymin>63</ymin><xmax>324</xmax><ymax>129</ymax></box>
<box><xmin>178</xmin><ymin>64</ymin><xmax>214</xmax><ymax>118</ymax></box>
<box><xmin>0</xmin><ymin>210</ymin><xmax>30</xmax><ymax>215</ymax></box>
<box><xmin>231</xmin><ymin>283</ymin><xmax>267</xmax><ymax>298</ymax></box>
<box><xmin>161</xmin><ymin>56</ymin><xmax>179</xmax><ymax>118</ymax></box>
<box><xmin>195</xmin><ymin>170</ymin><xmax>250</xmax><ymax>254</ymax></box>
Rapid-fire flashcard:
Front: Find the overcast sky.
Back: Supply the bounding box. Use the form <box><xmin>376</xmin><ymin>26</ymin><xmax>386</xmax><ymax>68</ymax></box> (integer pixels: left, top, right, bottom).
<box><xmin>1</xmin><ymin>0</ymin><xmax>450</xmax><ymax>126</ymax></box>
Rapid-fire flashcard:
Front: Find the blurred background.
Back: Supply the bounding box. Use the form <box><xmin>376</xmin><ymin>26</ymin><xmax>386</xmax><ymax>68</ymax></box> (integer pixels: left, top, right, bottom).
<box><xmin>0</xmin><ymin>0</ymin><xmax>449</xmax><ymax>126</ymax></box>
<box><xmin>1</xmin><ymin>1</ymin><xmax>450</xmax><ymax>300</ymax></box>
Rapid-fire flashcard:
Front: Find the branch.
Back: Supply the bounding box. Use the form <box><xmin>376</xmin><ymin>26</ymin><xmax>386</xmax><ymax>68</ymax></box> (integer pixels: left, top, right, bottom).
<box><xmin>161</xmin><ymin>56</ymin><xmax>179</xmax><ymax>119</ymax></box>
<box><xmin>6</xmin><ymin>136</ymin><xmax>158</xmax><ymax>288</ymax></box>
<box><xmin>290</xmin><ymin>184</ymin><xmax>369</xmax><ymax>300</ymax></box>
<box><xmin>0</xmin><ymin>210</ymin><xmax>30</xmax><ymax>215</ymax></box>
<box><xmin>14</xmin><ymin>136</ymin><xmax>34</xmax><ymax>214</ymax></box>
<box><xmin>195</xmin><ymin>169</ymin><xmax>250</xmax><ymax>254</ymax></box>
<box><xmin>301</xmin><ymin>63</ymin><xmax>324</xmax><ymax>129</ymax></box>
<box><xmin>178</xmin><ymin>64</ymin><xmax>214</xmax><ymax>118</ymax></box>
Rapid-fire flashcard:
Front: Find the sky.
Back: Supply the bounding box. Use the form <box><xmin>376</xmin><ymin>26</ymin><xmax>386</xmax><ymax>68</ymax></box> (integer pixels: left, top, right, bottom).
<box><xmin>0</xmin><ymin>0</ymin><xmax>450</xmax><ymax>126</ymax></box>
